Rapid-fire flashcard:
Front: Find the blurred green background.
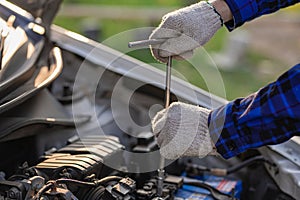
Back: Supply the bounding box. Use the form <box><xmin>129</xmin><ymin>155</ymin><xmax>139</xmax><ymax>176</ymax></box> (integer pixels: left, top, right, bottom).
<box><xmin>54</xmin><ymin>0</ymin><xmax>300</xmax><ymax>100</ymax></box>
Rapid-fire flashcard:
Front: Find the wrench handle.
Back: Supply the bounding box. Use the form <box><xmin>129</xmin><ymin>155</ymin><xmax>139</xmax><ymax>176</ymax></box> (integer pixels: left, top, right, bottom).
<box><xmin>128</xmin><ymin>38</ymin><xmax>165</xmax><ymax>48</ymax></box>
<box><xmin>164</xmin><ymin>56</ymin><xmax>172</xmax><ymax>108</ymax></box>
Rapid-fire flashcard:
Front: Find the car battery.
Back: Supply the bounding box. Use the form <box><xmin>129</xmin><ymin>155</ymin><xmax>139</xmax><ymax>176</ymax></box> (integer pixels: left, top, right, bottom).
<box><xmin>175</xmin><ymin>174</ymin><xmax>242</xmax><ymax>200</ymax></box>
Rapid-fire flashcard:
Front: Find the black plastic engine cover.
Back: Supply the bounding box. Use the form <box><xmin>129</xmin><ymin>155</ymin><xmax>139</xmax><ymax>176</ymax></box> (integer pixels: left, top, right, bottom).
<box><xmin>36</xmin><ymin>135</ymin><xmax>124</xmax><ymax>180</ymax></box>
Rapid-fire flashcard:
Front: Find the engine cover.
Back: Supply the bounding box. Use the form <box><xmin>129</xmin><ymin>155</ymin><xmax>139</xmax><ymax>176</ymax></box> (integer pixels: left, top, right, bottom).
<box><xmin>36</xmin><ymin>135</ymin><xmax>124</xmax><ymax>180</ymax></box>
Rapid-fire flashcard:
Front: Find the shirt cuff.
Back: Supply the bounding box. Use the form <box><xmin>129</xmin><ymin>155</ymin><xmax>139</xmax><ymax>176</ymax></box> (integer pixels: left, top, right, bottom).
<box><xmin>209</xmin><ymin>101</ymin><xmax>248</xmax><ymax>159</ymax></box>
<box><xmin>224</xmin><ymin>0</ymin><xmax>259</xmax><ymax>31</ymax></box>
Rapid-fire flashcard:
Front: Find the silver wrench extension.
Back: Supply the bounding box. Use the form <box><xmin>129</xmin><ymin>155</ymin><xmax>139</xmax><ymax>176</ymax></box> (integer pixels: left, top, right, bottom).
<box><xmin>128</xmin><ymin>39</ymin><xmax>172</xmax><ymax>197</ymax></box>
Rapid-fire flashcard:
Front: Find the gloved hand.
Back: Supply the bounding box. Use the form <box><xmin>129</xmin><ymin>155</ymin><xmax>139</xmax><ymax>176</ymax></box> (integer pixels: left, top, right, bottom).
<box><xmin>149</xmin><ymin>1</ymin><xmax>222</xmax><ymax>63</ymax></box>
<box><xmin>151</xmin><ymin>102</ymin><xmax>216</xmax><ymax>160</ymax></box>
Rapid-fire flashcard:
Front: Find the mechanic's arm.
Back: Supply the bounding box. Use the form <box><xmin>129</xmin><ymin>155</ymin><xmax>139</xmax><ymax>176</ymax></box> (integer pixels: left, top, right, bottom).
<box><xmin>152</xmin><ymin>64</ymin><xmax>300</xmax><ymax>160</ymax></box>
<box><xmin>210</xmin><ymin>64</ymin><xmax>300</xmax><ymax>158</ymax></box>
<box><xmin>150</xmin><ymin>0</ymin><xmax>300</xmax><ymax>62</ymax></box>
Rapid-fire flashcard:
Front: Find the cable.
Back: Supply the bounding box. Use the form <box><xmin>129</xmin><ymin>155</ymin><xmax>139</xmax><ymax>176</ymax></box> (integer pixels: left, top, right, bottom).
<box><xmin>226</xmin><ymin>155</ymin><xmax>276</xmax><ymax>174</ymax></box>
<box><xmin>94</xmin><ymin>176</ymin><xmax>123</xmax><ymax>185</ymax></box>
<box><xmin>53</xmin><ymin>176</ymin><xmax>123</xmax><ymax>187</ymax></box>
<box><xmin>186</xmin><ymin>155</ymin><xmax>276</xmax><ymax>176</ymax></box>
<box><xmin>35</xmin><ymin>182</ymin><xmax>55</xmax><ymax>200</ymax></box>
<box><xmin>56</xmin><ymin>178</ymin><xmax>97</xmax><ymax>187</ymax></box>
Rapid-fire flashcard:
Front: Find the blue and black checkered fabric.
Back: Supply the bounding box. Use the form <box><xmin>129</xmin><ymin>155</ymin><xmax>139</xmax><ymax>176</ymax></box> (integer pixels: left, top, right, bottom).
<box><xmin>210</xmin><ymin>64</ymin><xmax>300</xmax><ymax>158</ymax></box>
<box><xmin>224</xmin><ymin>0</ymin><xmax>300</xmax><ymax>30</ymax></box>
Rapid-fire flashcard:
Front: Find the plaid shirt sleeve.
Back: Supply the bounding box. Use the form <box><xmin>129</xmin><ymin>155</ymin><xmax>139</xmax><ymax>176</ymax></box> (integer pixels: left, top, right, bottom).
<box><xmin>224</xmin><ymin>0</ymin><xmax>300</xmax><ymax>30</ymax></box>
<box><xmin>209</xmin><ymin>64</ymin><xmax>300</xmax><ymax>159</ymax></box>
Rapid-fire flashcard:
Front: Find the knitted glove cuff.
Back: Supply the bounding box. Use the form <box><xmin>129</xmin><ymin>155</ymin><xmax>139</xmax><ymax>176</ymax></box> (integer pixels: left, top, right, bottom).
<box><xmin>206</xmin><ymin>1</ymin><xmax>224</xmax><ymax>26</ymax></box>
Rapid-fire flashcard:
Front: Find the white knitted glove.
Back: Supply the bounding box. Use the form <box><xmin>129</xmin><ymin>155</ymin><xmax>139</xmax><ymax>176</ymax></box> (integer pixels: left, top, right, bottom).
<box><xmin>152</xmin><ymin>102</ymin><xmax>216</xmax><ymax>160</ymax></box>
<box><xmin>149</xmin><ymin>1</ymin><xmax>222</xmax><ymax>63</ymax></box>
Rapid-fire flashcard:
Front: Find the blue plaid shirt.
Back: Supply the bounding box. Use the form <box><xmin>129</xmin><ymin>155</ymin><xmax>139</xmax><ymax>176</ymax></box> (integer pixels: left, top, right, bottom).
<box><xmin>210</xmin><ymin>64</ymin><xmax>300</xmax><ymax>159</ymax></box>
<box><xmin>224</xmin><ymin>0</ymin><xmax>300</xmax><ymax>30</ymax></box>
<box><xmin>208</xmin><ymin>0</ymin><xmax>300</xmax><ymax>158</ymax></box>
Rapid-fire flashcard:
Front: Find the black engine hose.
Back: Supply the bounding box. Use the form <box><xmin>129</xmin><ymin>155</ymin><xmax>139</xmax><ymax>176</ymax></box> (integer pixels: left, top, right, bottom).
<box><xmin>227</xmin><ymin>155</ymin><xmax>276</xmax><ymax>175</ymax></box>
<box><xmin>187</xmin><ymin>155</ymin><xmax>276</xmax><ymax>176</ymax></box>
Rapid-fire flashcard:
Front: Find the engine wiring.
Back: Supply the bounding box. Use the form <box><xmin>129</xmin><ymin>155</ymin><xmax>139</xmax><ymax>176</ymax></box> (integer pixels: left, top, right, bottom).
<box><xmin>33</xmin><ymin>176</ymin><xmax>123</xmax><ymax>199</ymax></box>
<box><xmin>186</xmin><ymin>155</ymin><xmax>277</xmax><ymax>176</ymax></box>
<box><xmin>31</xmin><ymin>156</ymin><xmax>276</xmax><ymax>199</ymax></box>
